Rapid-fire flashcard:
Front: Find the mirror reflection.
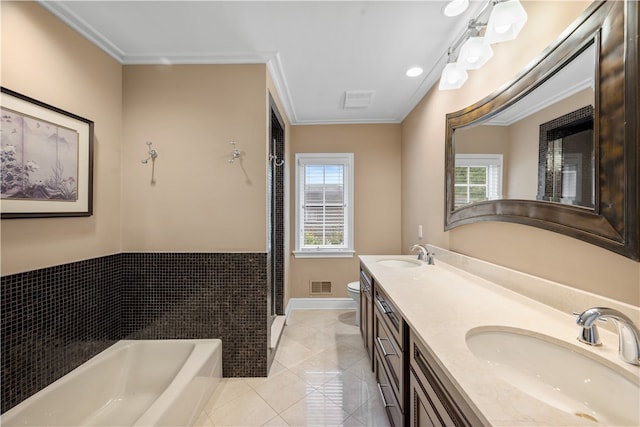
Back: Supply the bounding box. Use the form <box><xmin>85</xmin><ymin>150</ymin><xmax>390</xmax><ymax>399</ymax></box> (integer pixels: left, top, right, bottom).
<box><xmin>453</xmin><ymin>43</ymin><xmax>595</xmax><ymax>210</ymax></box>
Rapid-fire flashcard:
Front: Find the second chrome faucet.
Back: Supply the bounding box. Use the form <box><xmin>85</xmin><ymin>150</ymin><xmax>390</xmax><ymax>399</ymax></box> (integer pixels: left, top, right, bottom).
<box><xmin>575</xmin><ymin>307</ymin><xmax>640</xmax><ymax>365</ymax></box>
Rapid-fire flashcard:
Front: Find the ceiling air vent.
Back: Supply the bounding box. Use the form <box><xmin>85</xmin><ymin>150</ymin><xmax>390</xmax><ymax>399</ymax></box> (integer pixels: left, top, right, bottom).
<box><xmin>344</xmin><ymin>90</ymin><xmax>375</xmax><ymax>109</ymax></box>
<box><xmin>310</xmin><ymin>280</ymin><xmax>332</xmax><ymax>295</ymax></box>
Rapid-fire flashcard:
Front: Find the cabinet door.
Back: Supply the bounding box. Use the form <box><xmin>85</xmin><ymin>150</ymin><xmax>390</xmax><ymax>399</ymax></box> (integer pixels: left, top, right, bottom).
<box><xmin>409</xmin><ymin>331</ymin><xmax>486</xmax><ymax>427</ymax></box>
<box><xmin>360</xmin><ymin>266</ymin><xmax>375</xmax><ymax>367</ymax></box>
<box><xmin>409</xmin><ymin>368</ymin><xmax>456</xmax><ymax>427</ymax></box>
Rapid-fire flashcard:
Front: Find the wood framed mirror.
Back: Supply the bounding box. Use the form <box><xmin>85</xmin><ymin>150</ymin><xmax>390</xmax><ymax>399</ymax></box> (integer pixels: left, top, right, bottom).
<box><xmin>445</xmin><ymin>0</ymin><xmax>639</xmax><ymax>261</ymax></box>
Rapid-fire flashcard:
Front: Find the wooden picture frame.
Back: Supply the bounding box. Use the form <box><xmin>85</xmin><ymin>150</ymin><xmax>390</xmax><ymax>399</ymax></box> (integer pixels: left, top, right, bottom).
<box><xmin>1</xmin><ymin>87</ymin><xmax>93</xmax><ymax>218</ymax></box>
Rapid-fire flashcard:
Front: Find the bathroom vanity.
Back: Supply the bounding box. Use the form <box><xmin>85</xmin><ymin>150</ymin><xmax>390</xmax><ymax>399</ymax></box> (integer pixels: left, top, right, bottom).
<box><xmin>359</xmin><ymin>248</ymin><xmax>639</xmax><ymax>427</ymax></box>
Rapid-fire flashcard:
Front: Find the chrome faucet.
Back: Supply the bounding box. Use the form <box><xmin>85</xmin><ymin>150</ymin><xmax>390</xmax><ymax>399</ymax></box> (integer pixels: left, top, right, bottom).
<box><xmin>410</xmin><ymin>244</ymin><xmax>427</xmax><ymax>261</ymax></box>
<box><xmin>409</xmin><ymin>244</ymin><xmax>435</xmax><ymax>265</ymax></box>
<box><xmin>575</xmin><ymin>307</ymin><xmax>640</xmax><ymax>365</ymax></box>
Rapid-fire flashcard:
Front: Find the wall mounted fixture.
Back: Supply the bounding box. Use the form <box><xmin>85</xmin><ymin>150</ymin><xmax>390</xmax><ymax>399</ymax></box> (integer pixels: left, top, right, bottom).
<box><xmin>484</xmin><ymin>0</ymin><xmax>528</xmax><ymax>44</ymax></box>
<box><xmin>269</xmin><ymin>154</ymin><xmax>285</xmax><ymax>167</ymax></box>
<box><xmin>439</xmin><ymin>0</ymin><xmax>527</xmax><ymax>91</ymax></box>
<box><xmin>141</xmin><ymin>141</ymin><xmax>158</xmax><ymax>164</ymax></box>
<box><xmin>228</xmin><ymin>141</ymin><xmax>241</xmax><ymax>163</ymax></box>
<box><xmin>457</xmin><ymin>26</ymin><xmax>494</xmax><ymax>70</ymax></box>
<box><xmin>141</xmin><ymin>141</ymin><xmax>158</xmax><ymax>185</ymax></box>
<box><xmin>439</xmin><ymin>51</ymin><xmax>469</xmax><ymax>90</ymax></box>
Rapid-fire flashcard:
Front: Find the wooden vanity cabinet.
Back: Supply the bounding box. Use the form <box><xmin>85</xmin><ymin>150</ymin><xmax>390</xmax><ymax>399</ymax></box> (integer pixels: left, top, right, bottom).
<box><xmin>359</xmin><ymin>266</ymin><xmax>375</xmax><ymax>367</ymax></box>
<box><xmin>374</xmin><ymin>285</ymin><xmax>408</xmax><ymax>427</ymax></box>
<box><xmin>409</xmin><ymin>330</ymin><xmax>485</xmax><ymax>427</ymax></box>
<box><xmin>360</xmin><ymin>260</ymin><xmax>486</xmax><ymax>427</ymax></box>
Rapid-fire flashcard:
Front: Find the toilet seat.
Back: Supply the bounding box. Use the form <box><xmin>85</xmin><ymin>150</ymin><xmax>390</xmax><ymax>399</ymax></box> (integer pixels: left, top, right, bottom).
<box><xmin>347</xmin><ymin>281</ymin><xmax>360</xmax><ymax>292</ymax></box>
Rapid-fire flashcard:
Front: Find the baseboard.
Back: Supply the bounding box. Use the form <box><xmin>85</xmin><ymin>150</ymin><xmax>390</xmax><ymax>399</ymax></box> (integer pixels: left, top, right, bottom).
<box><xmin>285</xmin><ymin>298</ymin><xmax>357</xmax><ymax>321</ymax></box>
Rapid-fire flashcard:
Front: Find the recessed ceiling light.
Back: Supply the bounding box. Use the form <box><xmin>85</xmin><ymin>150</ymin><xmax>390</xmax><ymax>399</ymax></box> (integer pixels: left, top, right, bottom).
<box><xmin>443</xmin><ymin>0</ymin><xmax>469</xmax><ymax>17</ymax></box>
<box><xmin>406</xmin><ymin>67</ymin><xmax>424</xmax><ymax>77</ymax></box>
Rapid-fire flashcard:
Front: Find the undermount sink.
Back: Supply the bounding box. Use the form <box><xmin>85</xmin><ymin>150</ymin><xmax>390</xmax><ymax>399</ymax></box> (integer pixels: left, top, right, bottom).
<box><xmin>466</xmin><ymin>327</ymin><xmax>640</xmax><ymax>426</ymax></box>
<box><xmin>376</xmin><ymin>258</ymin><xmax>422</xmax><ymax>268</ymax></box>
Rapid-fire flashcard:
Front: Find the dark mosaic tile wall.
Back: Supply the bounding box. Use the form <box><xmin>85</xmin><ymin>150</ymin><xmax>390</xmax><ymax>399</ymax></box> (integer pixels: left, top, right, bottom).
<box><xmin>1</xmin><ymin>255</ymin><xmax>122</xmax><ymax>412</ymax></box>
<box><xmin>537</xmin><ymin>105</ymin><xmax>594</xmax><ymax>202</ymax></box>
<box><xmin>121</xmin><ymin>252</ymin><xmax>269</xmax><ymax>378</ymax></box>
<box><xmin>272</xmin><ymin>109</ymin><xmax>285</xmax><ymax>316</ymax></box>
<box><xmin>1</xmin><ymin>252</ymin><xmax>269</xmax><ymax>413</ymax></box>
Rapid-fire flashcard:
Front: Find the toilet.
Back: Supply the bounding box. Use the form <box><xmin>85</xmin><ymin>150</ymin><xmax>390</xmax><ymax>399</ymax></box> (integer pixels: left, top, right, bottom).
<box><xmin>347</xmin><ymin>281</ymin><xmax>361</xmax><ymax>326</ymax></box>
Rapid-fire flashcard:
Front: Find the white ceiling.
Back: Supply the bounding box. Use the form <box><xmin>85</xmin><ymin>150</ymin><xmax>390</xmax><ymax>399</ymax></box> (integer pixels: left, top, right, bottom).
<box><xmin>38</xmin><ymin>1</ymin><xmax>486</xmax><ymax>125</ymax></box>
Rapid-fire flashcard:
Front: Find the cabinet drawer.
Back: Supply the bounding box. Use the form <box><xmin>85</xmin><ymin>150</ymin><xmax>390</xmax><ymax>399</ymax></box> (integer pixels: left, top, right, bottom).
<box><xmin>375</xmin><ymin>309</ymin><xmax>403</xmax><ymax>401</ymax></box>
<box><xmin>374</xmin><ymin>286</ymin><xmax>404</xmax><ymax>351</ymax></box>
<box><xmin>375</xmin><ymin>352</ymin><xmax>403</xmax><ymax>427</ymax></box>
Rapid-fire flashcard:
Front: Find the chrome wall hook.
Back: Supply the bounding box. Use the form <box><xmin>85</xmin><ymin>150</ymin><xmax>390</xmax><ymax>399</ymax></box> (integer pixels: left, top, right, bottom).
<box><xmin>228</xmin><ymin>141</ymin><xmax>241</xmax><ymax>163</ymax></box>
<box><xmin>270</xmin><ymin>154</ymin><xmax>285</xmax><ymax>167</ymax></box>
<box><xmin>141</xmin><ymin>141</ymin><xmax>158</xmax><ymax>164</ymax></box>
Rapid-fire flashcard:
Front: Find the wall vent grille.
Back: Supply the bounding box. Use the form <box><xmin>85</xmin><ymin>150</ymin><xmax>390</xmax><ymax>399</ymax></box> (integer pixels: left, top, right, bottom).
<box><xmin>309</xmin><ymin>280</ymin><xmax>332</xmax><ymax>295</ymax></box>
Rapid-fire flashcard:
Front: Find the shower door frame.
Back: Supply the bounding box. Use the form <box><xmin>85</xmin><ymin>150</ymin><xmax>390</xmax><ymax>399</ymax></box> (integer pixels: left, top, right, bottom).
<box><xmin>268</xmin><ymin>95</ymin><xmax>285</xmax><ymax>321</ymax></box>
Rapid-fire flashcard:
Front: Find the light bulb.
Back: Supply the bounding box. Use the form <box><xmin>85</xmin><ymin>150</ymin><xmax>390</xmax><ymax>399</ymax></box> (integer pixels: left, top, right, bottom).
<box><xmin>458</xmin><ymin>36</ymin><xmax>493</xmax><ymax>70</ymax></box>
<box><xmin>485</xmin><ymin>0</ymin><xmax>528</xmax><ymax>44</ymax></box>
<box><xmin>439</xmin><ymin>63</ymin><xmax>468</xmax><ymax>90</ymax></box>
<box><xmin>495</xmin><ymin>23</ymin><xmax>512</xmax><ymax>34</ymax></box>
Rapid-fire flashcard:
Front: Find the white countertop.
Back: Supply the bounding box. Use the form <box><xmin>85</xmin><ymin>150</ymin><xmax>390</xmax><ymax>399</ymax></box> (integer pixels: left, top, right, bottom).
<box><xmin>360</xmin><ymin>253</ymin><xmax>640</xmax><ymax>426</ymax></box>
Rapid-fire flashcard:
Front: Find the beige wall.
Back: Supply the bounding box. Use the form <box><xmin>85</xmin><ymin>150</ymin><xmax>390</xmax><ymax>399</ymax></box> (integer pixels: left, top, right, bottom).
<box><xmin>4</xmin><ymin>1</ymin><xmax>637</xmax><ymax>307</ymax></box>
<box><xmin>1</xmin><ymin>1</ymin><xmax>122</xmax><ymax>275</ymax></box>
<box><xmin>290</xmin><ymin>124</ymin><xmax>402</xmax><ymax>298</ymax></box>
<box><xmin>121</xmin><ymin>64</ymin><xmax>268</xmax><ymax>252</ymax></box>
<box><xmin>402</xmin><ymin>0</ymin><xmax>639</xmax><ymax>306</ymax></box>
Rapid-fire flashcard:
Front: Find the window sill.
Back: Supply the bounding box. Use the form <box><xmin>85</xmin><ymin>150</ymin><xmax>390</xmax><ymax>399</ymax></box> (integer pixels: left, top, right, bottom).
<box><xmin>293</xmin><ymin>250</ymin><xmax>355</xmax><ymax>259</ymax></box>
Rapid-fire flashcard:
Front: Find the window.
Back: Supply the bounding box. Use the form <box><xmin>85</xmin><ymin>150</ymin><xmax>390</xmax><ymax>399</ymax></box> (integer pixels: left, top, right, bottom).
<box><xmin>294</xmin><ymin>153</ymin><xmax>354</xmax><ymax>258</ymax></box>
<box><xmin>454</xmin><ymin>154</ymin><xmax>503</xmax><ymax>208</ymax></box>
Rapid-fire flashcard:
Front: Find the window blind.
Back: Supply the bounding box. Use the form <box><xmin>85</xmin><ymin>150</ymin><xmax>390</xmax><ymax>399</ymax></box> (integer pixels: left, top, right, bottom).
<box><xmin>303</xmin><ymin>164</ymin><xmax>346</xmax><ymax>247</ymax></box>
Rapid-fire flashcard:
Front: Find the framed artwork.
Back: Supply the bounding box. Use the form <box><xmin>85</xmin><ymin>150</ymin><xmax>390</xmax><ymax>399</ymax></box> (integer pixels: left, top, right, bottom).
<box><xmin>1</xmin><ymin>87</ymin><xmax>93</xmax><ymax>218</ymax></box>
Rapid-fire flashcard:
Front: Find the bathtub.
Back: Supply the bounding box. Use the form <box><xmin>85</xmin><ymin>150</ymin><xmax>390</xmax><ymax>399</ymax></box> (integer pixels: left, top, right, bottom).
<box><xmin>2</xmin><ymin>339</ymin><xmax>222</xmax><ymax>426</ymax></box>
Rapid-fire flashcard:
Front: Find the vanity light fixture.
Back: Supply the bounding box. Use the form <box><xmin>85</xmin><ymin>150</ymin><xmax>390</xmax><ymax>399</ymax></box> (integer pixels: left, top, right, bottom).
<box><xmin>457</xmin><ymin>28</ymin><xmax>493</xmax><ymax>70</ymax></box>
<box><xmin>439</xmin><ymin>51</ymin><xmax>468</xmax><ymax>90</ymax></box>
<box><xmin>443</xmin><ymin>0</ymin><xmax>469</xmax><ymax>17</ymax></box>
<box><xmin>484</xmin><ymin>0</ymin><xmax>528</xmax><ymax>44</ymax></box>
<box><xmin>438</xmin><ymin>0</ymin><xmax>527</xmax><ymax>90</ymax></box>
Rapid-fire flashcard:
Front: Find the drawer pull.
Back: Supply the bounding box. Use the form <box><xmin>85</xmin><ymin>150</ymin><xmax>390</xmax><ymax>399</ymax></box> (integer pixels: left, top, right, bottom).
<box><xmin>376</xmin><ymin>336</ymin><xmax>397</xmax><ymax>358</ymax></box>
<box><xmin>377</xmin><ymin>383</ymin><xmax>395</xmax><ymax>408</ymax></box>
<box><xmin>375</xmin><ymin>295</ymin><xmax>392</xmax><ymax>315</ymax></box>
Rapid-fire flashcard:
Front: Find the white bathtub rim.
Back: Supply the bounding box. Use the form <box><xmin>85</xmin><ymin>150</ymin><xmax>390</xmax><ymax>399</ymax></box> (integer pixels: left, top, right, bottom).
<box><xmin>2</xmin><ymin>339</ymin><xmax>222</xmax><ymax>427</ymax></box>
<box><xmin>132</xmin><ymin>340</ymin><xmax>222</xmax><ymax>426</ymax></box>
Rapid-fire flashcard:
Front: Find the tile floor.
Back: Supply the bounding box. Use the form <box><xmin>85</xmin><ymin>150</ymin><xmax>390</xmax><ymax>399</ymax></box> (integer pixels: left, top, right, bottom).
<box><xmin>194</xmin><ymin>309</ymin><xmax>391</xmax><ymax>426</ymax></box>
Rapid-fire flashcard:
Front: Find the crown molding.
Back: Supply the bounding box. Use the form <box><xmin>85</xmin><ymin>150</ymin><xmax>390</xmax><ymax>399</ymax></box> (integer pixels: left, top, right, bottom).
<box><xmin>36</xmin><ymin>0</ymin><xmax>418</xmax><ymax>126</ymax></box>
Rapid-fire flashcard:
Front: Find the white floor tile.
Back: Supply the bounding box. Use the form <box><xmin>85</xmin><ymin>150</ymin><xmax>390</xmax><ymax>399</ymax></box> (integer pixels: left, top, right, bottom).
<box><xmin>196</xmin><ymin>310</ymin><xmax>387</xmax><ymax>427</ymax></box>
<box><xmin>278</xmin><ymin>390</ymin><xmax>350</xmax><ymax>427</ymax></box>
<box><xmin>208</xmin><ymin>388</ymin><xmax>278</xmax><ymax>426</ymax></box>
